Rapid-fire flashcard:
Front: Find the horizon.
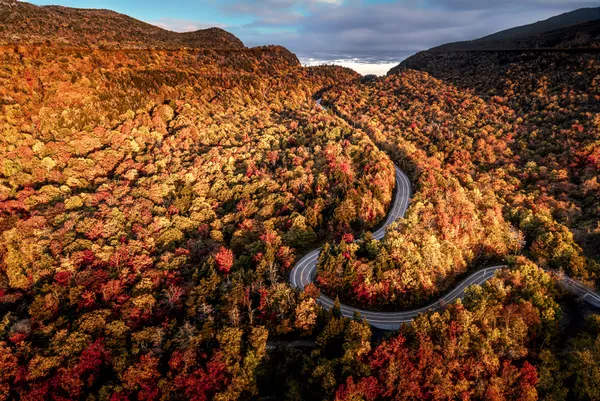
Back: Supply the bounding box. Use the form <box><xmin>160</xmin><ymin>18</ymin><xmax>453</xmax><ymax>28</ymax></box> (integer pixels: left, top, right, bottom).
<box><xmin>24</xmin><ymin>0</ymin><xmax>600</xmax><ymax>74</ymax></box>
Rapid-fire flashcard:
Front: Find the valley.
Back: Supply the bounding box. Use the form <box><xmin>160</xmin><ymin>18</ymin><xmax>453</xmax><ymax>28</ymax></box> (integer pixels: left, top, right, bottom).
<box><xmin>1</xmin><ymin>2</ymin><xmax>600</xmax><ymax>400</ymax></box>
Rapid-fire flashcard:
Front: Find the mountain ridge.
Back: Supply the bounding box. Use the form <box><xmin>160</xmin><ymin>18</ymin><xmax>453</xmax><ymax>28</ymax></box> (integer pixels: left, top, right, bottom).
<box><xmin>431</xmin><ymin>7</ymin><xmax>600</xmax><ymax>52</ymax></box>
<box><xmin>394</xmin><ymin>8</ymin><xmax>600</xmax><ymax>76</ymax></box>
<box><xmin>0</xmin><ymin>1</ymin><xmax>245</xmax><ymax>49</ymax></box>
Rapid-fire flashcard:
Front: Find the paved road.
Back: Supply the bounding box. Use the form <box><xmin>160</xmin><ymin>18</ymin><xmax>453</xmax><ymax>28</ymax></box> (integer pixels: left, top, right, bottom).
<box><xmin>291</xmin><ymin>98</ymin><xmax>600</xmax><ymax>330</ymax></box>
<box><xmin>559</xmin><ymin>274</ymin><xmax>600</xmax><ymax>308</ymax></box>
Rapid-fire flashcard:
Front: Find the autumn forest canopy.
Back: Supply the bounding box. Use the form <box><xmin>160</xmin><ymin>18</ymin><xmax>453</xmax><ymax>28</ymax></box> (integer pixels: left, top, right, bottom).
<box><xmin>1</xmin><ymin>1</ymin><xmax>600</xmax><ymax>400</ymax></box>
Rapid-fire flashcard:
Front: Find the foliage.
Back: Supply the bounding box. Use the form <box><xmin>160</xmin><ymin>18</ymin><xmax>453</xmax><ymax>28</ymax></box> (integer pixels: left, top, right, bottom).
<box><xmin>2</xmin><ymin>6</ymin><xmax>600</xmax><ymax>399</ymax></box>
<box><xmin>0</xmin><ymin>45</ymin><xmax>384</xmax><ymax>400</ymax></box>
<box><xmin>335</xmin><ymin>261</ymin><xmax>560</xmax><ymax>401</ymax></box>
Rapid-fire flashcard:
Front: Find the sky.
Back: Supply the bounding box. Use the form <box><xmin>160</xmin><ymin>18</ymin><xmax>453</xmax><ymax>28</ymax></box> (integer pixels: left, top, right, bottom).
<box><xmin>28</xmin><ymin>0</ymin><xmax>600</xmax><ymax>74</ymax></box>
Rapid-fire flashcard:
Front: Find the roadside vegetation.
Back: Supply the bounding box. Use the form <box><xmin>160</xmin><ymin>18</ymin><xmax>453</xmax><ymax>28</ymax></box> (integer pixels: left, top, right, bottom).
<box><xmin>1</xmin><ymin>5</ymin><xmax>600</xmax><ymax>399</ymax></box>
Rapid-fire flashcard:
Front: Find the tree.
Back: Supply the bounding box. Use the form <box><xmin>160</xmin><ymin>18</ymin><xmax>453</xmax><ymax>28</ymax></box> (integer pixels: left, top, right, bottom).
<box><xmin>214</xmin><ymin>247</ymin><xmax>234</xmax><ymax>275</ymax></box>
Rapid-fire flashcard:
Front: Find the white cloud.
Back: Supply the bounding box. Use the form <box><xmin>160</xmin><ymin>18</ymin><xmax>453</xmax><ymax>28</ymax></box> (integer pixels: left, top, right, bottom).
<box><xmin>148</xmin><ymin>18</ymin><xmax>226</xmax><ymax>33</ymax></box>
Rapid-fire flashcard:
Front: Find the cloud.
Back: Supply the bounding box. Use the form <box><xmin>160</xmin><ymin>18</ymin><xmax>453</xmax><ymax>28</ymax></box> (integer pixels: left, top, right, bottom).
<box><xmin>434</xmin><ymin>0</ymin><xmax>597</xmax><ymax>11</ymax></box>
<box><xmin>225</xmin><ymin>0</ymin><xmax>341</xmax><ymax>15</ymax></box>
<box><xmin>229</xmin><ymin>0</ymin><xmax>599</xmax><ymax>53</ymax></box>
<box><xmin>148</xmin><ymin>18</ymin><xmax>226</xmax><ymax>33</ymax></box>
<box><xmin>146</xmin><ymin>0</ymin><xmax>600</xmax><ymax>57</ymax></box>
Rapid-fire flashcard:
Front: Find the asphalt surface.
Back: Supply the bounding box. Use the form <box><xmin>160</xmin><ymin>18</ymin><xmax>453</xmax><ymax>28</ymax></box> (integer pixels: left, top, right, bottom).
<box><xmin>290</xmin><ymin>98</ymin><xmax>600</xmax><ymax>330</ymax></box>
<box><xmin>559</xmin><ymin>274</ymin><xmax>600</xmax><ymax>308</ymax></box>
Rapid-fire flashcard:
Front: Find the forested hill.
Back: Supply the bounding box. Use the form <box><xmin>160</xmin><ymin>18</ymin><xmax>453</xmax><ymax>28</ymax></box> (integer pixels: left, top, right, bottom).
<box><xmin>0</xmin><ymin>0</ymin><xmax>245</xmax><ymax>49</ymax></box>
<box><xmin>393</xmin><ymin>14</ymin><xmax>600</xmax><ymax>76</ymax></box>
<box><xmin>4</xmin><ymin>1</ymin><xmax>600</xmax><ymax>399</ymax></box>
<box><xmin>429</xmin><ymin>7</ymin><xmax>600</xmax><ymax>52</ymax></box>
<box><xmin>389</xmin><ymin>14</ymin><xmax>600</xmax><ymax>295</ymax></box>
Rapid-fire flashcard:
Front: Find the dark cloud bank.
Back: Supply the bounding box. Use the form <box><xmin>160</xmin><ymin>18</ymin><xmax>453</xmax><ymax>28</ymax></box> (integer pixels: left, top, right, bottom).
<box><xmin>228</xmin><ymin>0</ymin><xmax>598</xmax><ymax>52</ymax></box>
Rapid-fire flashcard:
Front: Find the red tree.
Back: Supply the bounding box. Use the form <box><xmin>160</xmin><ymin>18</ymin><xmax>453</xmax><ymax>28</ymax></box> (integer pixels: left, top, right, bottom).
<box><xmin>215</xmin><ymin>247</ymin><xmax>234</xmax><ymax>274</ymax></box>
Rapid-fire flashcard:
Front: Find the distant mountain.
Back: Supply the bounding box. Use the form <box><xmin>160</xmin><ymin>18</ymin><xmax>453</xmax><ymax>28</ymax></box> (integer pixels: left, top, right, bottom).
<box><xmin>0</xmin><ymin>1</ymin><xmax>244</xmax><ymax>49</ymax></box>
<box><xmin>393</xmin><ymin>8</ymin><xmax>600</xmax><ymax>76</ymax></box>
<box><xmin>503</xmin><ymin>18</ymin><xmax>600</xmax><ymax>50</ymax></box>
<box><xmin>431</xmin><ymin>8</ymin><xmax>600</xmax><ymax>52</ymax></box>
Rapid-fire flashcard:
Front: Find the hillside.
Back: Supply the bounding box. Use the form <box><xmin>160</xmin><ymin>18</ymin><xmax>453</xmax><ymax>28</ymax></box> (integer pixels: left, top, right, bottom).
<box><xmin>0</xmin><ymin>0</ymin><xmax>244</xmax><ymax>49</ymax></box>
<box><xmin>3</xmin><ymin>2</ymin><xmax>600</xmax><ymax>401</ymax></box>
<box><xmin>393</xmin><ymin>23</ymin><xmax>600</xmax><ymax>277</ymax></box>
<box><xmin>431</xmin><ymin>7</ymin><xmax>600</xmax><ymax>52</ymax></box>
<box><xmin>395</xmin><ymin>15</ymin><xmax>600</xmax><ymax>77</ymax></box>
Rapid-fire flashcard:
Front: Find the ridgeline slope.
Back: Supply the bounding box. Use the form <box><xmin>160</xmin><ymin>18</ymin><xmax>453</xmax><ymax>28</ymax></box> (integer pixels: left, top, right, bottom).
<box><xmin>431</xmin><ymin>7</ymin><xmax>600</xmax><ymax>52</ymax></box>
<box><xmin>0</xmin><ymin>0</ymin><xmax>244</xmax><ymax>49</ymax></box>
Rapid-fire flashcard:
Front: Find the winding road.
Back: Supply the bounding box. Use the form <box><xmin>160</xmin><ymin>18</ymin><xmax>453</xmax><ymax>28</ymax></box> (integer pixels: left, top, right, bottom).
<box><xmin>289</xmin><ymin>98</ymin><xmax>600</xmax><ymax>330</ymax></box>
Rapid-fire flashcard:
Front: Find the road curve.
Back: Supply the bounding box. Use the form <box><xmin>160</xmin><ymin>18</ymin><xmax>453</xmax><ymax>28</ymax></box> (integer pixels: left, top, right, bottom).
<box><xmin>291</xmin><ymin>98</ymin><xmax>600</xmax><ymax>330</ymax></box>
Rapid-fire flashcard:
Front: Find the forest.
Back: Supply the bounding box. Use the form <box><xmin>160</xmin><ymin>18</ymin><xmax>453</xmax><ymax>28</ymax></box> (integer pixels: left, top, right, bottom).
<box><xmin>2</xmin><ymin>2</ymin><xmax>600</xmax><ymax>400</ymax></box>
<box><xmin>0</xmin><ymin>45</ymin><xmax>398</xmax><ymax>399</ymax></box>
<box><xmin>319</xmin><ymin>62</ymin><xmax>599</xmax><ymax>309</ymax></box>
